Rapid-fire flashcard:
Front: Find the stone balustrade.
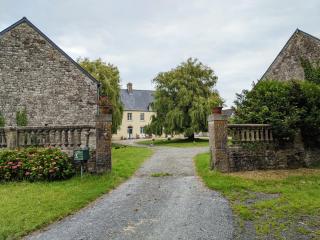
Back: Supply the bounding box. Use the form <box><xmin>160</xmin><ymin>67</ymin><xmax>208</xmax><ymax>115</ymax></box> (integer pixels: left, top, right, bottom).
<box><xmin>0</xmin><ymin>104</ymin><xmax>113</xmax><ymax>174</ymax></box>
<box><xmin>227</xmin><ymin>124</ymin><xmax>273</xmax><ymax>143</ymax></box>
<box><xmin>0</xmin><ymin>125</ymin><xmax>95</xmax><ymax>149</ymax></box>
<box><xmin>208</xmin><ymin>111</ymin><xmax>308</xmax><ymax>172</ymax></box>
<box><xmin>0</xmin><ymin>128</ymin><xmax>6</xmax><ymax>148</ymax></box>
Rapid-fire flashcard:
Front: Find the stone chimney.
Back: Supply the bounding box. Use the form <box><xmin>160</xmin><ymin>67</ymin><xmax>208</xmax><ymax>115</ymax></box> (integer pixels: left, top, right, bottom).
<box><xmin>127</xmin><ymin>82</ymin><xmax>133</xmax><ymax>94</ymax></box>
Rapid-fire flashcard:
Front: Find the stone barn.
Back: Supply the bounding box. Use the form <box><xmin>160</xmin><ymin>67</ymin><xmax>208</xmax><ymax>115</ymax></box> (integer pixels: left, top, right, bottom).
<box><xmin>0</xmin><ymin>17</ymin><xmax>100</xmax><ymax>127</ymax></box>
<box><xmin>261</xmin><ymin>29</ymin><xmax>320</xmax><ymax>81</ymax></box>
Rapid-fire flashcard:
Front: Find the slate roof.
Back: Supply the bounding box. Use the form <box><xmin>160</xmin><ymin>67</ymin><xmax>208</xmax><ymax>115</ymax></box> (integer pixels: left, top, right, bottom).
<box><xmin>0</xmin><ymin>17</ymin><xmax>99</xmax><ymax>86</ymax></box>
<box><xmin>120</xmin><ymin>89</ymin><xmax>155</xmax><ymax>111</ymax></box>
<box><xmin>222</xmin><ymin>108</ymin><xmax>234</xmax><ymax>117</ymax></box>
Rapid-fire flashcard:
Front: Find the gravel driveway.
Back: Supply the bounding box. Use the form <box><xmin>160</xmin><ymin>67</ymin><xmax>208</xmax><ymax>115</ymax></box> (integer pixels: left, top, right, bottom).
<box><xmin>25</xmin><ymin>146</ymin><xmax>234</xmax><ymax>240</ymax></box>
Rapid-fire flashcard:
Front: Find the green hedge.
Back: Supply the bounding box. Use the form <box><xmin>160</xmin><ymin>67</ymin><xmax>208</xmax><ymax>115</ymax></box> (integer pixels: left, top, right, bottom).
<box><xmin>0</xmin><ymin>148</ymin><xmax>74</xmax><ymax>181</ymax></box>
<box><xmin>234</xmin><ymin>80</ymin><xmax>320</xmax><ymax>146</ymax></box>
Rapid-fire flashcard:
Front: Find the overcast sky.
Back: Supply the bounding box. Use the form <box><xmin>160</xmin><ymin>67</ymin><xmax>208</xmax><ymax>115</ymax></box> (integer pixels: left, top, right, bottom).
<box><xmin>1</xmin><ymin>0</ymin><xmax>320</xmax><ymax>106</ymax></box>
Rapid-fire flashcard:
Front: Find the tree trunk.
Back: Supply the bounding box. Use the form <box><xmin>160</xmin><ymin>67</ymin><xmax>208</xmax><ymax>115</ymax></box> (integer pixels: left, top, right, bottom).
<box><xmin>187</xmin><ymin>133</ymin><xmax>195</xmax><ymax>141</ymax></box>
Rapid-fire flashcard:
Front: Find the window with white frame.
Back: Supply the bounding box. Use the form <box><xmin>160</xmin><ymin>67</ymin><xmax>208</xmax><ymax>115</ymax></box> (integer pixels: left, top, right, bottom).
<box><xmin>140</xmin><ymin>113</ymin><xmax>145</xmax><ymax>121</ymax></box>
<box><xmin>127</xmin><ymin>113</ymin><xmax>132</xmax><ymax>121</ymax></box>
<box><xmin>140</xmin><ymin>127</ymin><xmax>145</xmax><ymax>134</ymax></box>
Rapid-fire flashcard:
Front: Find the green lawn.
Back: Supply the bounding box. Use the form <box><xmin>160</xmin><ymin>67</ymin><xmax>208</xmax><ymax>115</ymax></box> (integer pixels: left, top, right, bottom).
<box><xmin>138</xmin><ymin>138</ymin><xmax>209</xmax><ymax>148</ymax></box>
<box><xmin>0</xmin><ymin>146</ymin><xmax>153</xmax><ymax>240</ymax></box>
<box><xmin>194</xmin><ymin>152</ymin><xmax>320</xmax><ymax>240</ymax></box>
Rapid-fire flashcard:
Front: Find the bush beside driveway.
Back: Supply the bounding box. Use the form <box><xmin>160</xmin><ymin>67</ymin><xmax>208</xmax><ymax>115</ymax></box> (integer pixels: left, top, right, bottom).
<box><xmin>0</xmin><ymin>146</ymin><xmax>153</xmax><ymax>240</ymax></box>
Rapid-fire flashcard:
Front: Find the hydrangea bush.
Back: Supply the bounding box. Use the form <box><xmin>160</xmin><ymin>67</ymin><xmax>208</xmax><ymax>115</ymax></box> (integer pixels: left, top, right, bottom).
<box><xmin>0</xmin><ymin>148</ymin><xmax>74</xmax><ymax>181</ymax></box>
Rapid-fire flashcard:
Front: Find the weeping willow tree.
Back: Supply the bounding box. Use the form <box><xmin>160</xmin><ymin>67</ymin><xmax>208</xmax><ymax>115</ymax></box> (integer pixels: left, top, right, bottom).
<box><xmin>146</xmin><ymin>58</ymin><xmax>223</xmax><ymax>139</ymax></box>
<box><xmin>78</xmin><ymin>58</ymin><xmax>123</xmax><ymax>133</ymax></box>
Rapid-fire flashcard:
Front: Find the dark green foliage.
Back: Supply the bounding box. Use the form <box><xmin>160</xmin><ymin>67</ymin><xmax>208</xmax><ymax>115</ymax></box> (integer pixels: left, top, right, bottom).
<box><xmin>0</xmin><ymin>112</ymin><xmax>4</xmax><ymax>127</ymax></box>
<box><xmin>148</xmin><ymin>58</ymin><xmax>223</xmax><ymax>138</ymax></box>
<box><xmin>299</xmin><ymin>81</ymin><xmax>320</xmax><ymax>146</ymax></box>
<box><xmin>0</xmin><ymin>148</ymin><xmax>74</xmax><ymax>181</ymax></box>
<box><xmin>300</xmin><ymin>58</ymin><xmax>320</xmax><ymax>84</ymax></box>
<box><xmin>16</xmin><ymin>109</ymin><xmax>28</xmax><ymax>126</ymax></box>
<box><xmin>234</xmin><ymin>80</ymin><xmax>301</xmax><ymax>141</ymax></box>
<box><xmin>234</xmin><ymin>80</ymin><xmax>320</xmax><ymax>145</ymax></box>
<box><xmin>78</xmin><ymin>58</ymin><xmax>123</xmax><ymax>133</ymax></box>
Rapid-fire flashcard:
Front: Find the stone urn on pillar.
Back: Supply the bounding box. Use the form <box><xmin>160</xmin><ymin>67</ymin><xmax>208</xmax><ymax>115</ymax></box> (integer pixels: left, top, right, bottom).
<box><xmin>212</xmin><ymin>106</ymin><xmax>223</xmax><ymax>114</ymax></box>
<box><xmin>98</xmin><ymin>96</ymin><xmax>113</xmax><ymax>114</ymax></box>
<box><xmin>95</xmin><ymin>96</ymin><xmax>113</xmax><ymax>173</ymax></box>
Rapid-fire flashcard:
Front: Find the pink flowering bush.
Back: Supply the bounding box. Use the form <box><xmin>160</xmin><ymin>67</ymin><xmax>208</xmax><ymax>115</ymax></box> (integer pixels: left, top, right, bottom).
<box><xmin>0</xmin><ymin>148</ymin><xmax>74</xmax><ymax>181</ymax></box>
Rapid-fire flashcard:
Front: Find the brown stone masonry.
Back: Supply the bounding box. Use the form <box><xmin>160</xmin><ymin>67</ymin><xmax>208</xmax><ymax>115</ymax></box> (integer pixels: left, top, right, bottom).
<box><xmin>0</xmin><ymin>19</ymin><xmax>98</xmax><ymax>127</ymax></box>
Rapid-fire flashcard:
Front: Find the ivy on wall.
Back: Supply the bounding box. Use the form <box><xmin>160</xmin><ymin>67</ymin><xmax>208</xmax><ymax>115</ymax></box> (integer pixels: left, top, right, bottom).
<box><xmin>300</xmin><ymin>58</ymin><xmax>320</xmax><ymax>84</ymax></box>
<box><xmin>16</xmin><ymin>109</ymin><xmax>28</xmax><ymax>126</ymax></box>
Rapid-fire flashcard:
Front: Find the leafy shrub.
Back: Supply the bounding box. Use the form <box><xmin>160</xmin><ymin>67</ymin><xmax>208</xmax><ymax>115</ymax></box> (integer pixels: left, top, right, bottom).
<box><xmin>0</xmin><ymin>112</ymin><xmax>4</xmax><ymax>127</ymax></box>
<box><xmin>234</xmin><ymin>80</ymin><xmax>320</xmax><ymax>145</ymax></box>
<box><xmin>0</xmin><ymin>148</ymin><xmax>74</xmax><ymax>181</ymax></box>
<box><xmin>234</xmin><ymin>80</ymin><xmax>302</xmax><ymax>141</ymax></box>
<box><xmin>16</xmin><ymin>109</ymin><xmax>28</xmax><ymax>126</ymax></box>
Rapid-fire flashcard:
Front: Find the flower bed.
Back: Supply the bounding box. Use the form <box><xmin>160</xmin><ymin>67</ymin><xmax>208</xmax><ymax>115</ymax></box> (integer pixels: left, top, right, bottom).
<box><xmin>0</xmin><ymin>148</ymin><xmax>74</xmax><ymax>181</ymax></box>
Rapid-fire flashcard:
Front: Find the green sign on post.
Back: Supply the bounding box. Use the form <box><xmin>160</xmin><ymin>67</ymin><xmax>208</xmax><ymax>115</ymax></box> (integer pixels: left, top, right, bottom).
<box><xmin>74</xmin><ymin>148</ymin><xmax>90</xmax><ymax>178</ymax></box>
<box><xmin>74</xmin><ymin>149</ymin><xmax>90</xmax><ymax>161</ymax></box>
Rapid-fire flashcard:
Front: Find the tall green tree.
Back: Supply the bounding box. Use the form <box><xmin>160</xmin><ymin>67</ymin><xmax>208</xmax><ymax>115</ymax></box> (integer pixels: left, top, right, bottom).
<box><xmin>78</xmin><ymin>58</ymin><xmax>123</xmax><ymax>133</ymax></box>
<box><xmin>147</xmin><ymin>58</ymin><xmax>223</xmax><ymax>139</ymax></box>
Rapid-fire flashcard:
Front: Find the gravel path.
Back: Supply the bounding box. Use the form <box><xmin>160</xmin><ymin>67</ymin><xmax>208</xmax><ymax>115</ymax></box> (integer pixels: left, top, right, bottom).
<box><xmin>25</xmin><ymin>146</ymin><xmax>234</xmax><ymax>240</ymax></box>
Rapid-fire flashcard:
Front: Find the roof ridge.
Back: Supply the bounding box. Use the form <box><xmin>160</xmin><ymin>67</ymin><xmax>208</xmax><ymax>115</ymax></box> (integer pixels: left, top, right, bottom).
<box><xmin>121</xmin><ymin>89</ymin><xmax>155</xmax><ymax>92</ymax></box>
<box><xmin>260</xmin><ymin>28</ymin><xmax>320</xmax><ymax>81</ymax></box>
<box><xmin>0</xmin><ymin>17</ymin><xmax>100</xmax><ymax>86</ymax></box>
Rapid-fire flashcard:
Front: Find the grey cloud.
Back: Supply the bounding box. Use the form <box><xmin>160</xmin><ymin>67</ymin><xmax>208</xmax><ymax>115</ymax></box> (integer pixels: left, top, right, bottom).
<box><xmin>1</xmin><ymin>0</ymin><xmax>320</xmax><ymax>106</ymax></box>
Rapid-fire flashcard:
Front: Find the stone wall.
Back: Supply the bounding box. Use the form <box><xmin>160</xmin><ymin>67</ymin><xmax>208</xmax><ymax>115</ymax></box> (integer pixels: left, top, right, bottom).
<box><xmin>208</xmin><ymin>113</ymin><xmax>319</xmax><ymax>172</ymax></box>
<box><xmin>262</xmin><ymin>29</ymin><xmax>320</xmax><ymax>81</ymax></box>
<box><xmin>228</xmin><ymin>144</ymin><xmax>306</xmax><ymax>172</ymax></box>
<box><xmin>0</xmin><ymin>21</ymin><xmax>98</xmax><ymax>127</ymax></box>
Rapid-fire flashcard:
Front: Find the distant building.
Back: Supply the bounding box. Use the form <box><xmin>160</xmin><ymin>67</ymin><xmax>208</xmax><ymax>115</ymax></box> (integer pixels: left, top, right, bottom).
<box><xmin>222</xmin><ymin>108</ymin><xmax>234</xmax><ymax>118</ymax></box>
<box><xmin>0</xmin><ymin>17</ymin><xmax>99</xmax><ymax>127</ymax></box>
<box><xmin>261</xmin><ymin>29</ymin><xmax>320</xmax><ymax>81</ymax></box>
<box><xmin>113</xmin><ymin>83</ymin><xmax>155</xmax><ymax>140</ymax></box>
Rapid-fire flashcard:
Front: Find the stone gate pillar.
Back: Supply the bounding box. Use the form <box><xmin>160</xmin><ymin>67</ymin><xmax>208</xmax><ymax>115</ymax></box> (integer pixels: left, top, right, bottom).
<box><xmin>208</xmin><ymin>108</ymin><xmax>230</xmax><ymax>172</ymax></box>
<box><xmin>95</xmin><ymin>97</ymin><xmax>112</xmax><ymax>173</ymax></box>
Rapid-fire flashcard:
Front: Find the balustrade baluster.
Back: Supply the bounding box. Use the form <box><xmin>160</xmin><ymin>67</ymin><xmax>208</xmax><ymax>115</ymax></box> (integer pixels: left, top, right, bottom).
<box><xmin>76</xmin><ymin>128</ymin><xmax>82</xmax><ymax>147</ymax></box>
<box><xmin>70</xmin><ymin>129</ymin><xmax>75</xmax><ymax>147</ymax></box>
<box><xmin>265</xmin><ymin>128</ymin><xmax>269</xmax><ymax>141</ymax></box>
<box><xmin>250</xmin><ymin>129</ymin><xmax>255</xmax><ymax>141</ymax></box>
<box><xmin>255</xmin><ymin>128</ymin><xmax>260</xmax><ymax>141</ymax></box>
<box><xmin>64</xmin><ymin>129</ymin><xmax>69</xmax><ymax>147</ymax></box>
<box><xmin>84</xmin><ymin>129</ymin><xmax>90</xmax><ymax>147</ymax></box>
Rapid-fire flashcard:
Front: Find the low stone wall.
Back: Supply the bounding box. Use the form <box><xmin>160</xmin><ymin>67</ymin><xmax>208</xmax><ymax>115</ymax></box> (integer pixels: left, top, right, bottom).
<box><xmin>228</xmin><ymin>144</ymin><xmax>306</xmax><ymax>172</ymax></box>
<box><xmin>208</xmin><ymin>112</ymin><xmax>319</xmax><ymax>172</ymax></box>
<box><xmin>0</xmin><ymin>113</ymin><xmax>113</xmax><ymax>174</ymax></box>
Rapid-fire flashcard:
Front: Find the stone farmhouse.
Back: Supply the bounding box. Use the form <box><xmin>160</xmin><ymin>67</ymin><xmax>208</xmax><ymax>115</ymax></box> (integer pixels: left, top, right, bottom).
<box><xmin>113</xmin><ymin>83</ymin><xmax>155</xmax><ymax>140</ymax></box>
<box><xmin>0</xmin><ymin>17</ymin><xmax>99</xmax><ymax>127</ymax></box>
<box><xmin>261</xmin><ymin>29</ymin><xmax>320</xmax><ymax>81</ymax></box>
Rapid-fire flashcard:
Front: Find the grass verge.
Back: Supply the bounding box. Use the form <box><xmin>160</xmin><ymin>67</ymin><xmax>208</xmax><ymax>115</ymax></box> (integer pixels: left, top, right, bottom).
<box><xmin>0</xmin><ymin>146</ymin><xmax>153</xmax><ymax>240</ymax></box>
<box><xmin>194</xmin><ymin>152</ymin><xmax>320</xmax><ymax>240</ymax></box>
<box><xmin>138</xmin><ymin>138</ymin><xmax>209</xmax><ymax>148</ymax></box>
<box><xmin>151</xmin><ymin>172</ymin><xmax>172</xmax><ymax>177</ymax></box>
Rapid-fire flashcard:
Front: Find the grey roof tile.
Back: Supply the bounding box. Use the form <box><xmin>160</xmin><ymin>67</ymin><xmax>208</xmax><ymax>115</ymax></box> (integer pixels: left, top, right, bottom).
<box><xmin>120</xmin><ymin>89</ymin><xmax>154</xmax><ymax>111</ymax></box>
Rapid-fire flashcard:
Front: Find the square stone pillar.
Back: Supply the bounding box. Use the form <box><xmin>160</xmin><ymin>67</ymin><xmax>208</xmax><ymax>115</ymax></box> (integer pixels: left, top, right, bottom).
<box><xmin>95</xmin><ymin>114</ymin><xmax>112</xmax><ymax>173</ymax></box>
<box><xmin>208</xmin><ymin>113</ymin><xmax>230</xmax><ymax>172</ymax></box>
